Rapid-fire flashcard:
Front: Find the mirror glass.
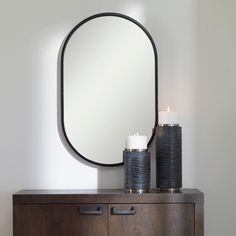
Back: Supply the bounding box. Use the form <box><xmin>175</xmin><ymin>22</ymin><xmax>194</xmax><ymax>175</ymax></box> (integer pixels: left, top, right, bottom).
<box><xmin>61</xmin><ymin>13</ymin><xmax>157</xmax><ymax>166</ymax></box>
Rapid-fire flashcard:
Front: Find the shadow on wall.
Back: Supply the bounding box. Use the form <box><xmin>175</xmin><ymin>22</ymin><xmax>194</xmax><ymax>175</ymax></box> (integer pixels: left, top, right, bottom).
<box><xmin>194</xmin><ymin>0</ymin><xmax>236</xmax><ymax>235</ymax></box>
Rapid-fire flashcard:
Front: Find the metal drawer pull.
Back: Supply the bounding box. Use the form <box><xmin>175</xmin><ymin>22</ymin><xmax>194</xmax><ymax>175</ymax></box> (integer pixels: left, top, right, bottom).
<box><xmin>79</xmin><ymin>206</ymin><xmax>103</xmax><ymax>215</ymax></box>
<box><xmin>111</xmin><ymin>206</ymin><xmax>136</xmax><ymax>215</ymax></box>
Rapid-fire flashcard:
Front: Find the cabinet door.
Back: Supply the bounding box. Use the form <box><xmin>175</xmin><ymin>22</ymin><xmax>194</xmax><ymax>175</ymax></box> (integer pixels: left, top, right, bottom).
<box><xmin>109</xmin><ymin>204</ymin><xmax>194</xmax><ymax>236</ymax></box>
<box><xmin>22</xmin><ymin>204</ymin><xmax>108</xmax><ymax>236</ymax></box>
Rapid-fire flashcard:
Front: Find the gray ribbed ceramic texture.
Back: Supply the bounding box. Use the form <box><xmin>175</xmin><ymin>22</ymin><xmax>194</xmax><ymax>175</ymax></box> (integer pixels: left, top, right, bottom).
<box><xmin>123</xmin><ymin>151</ymin><xmax>150</xmax><ymax>192</ymax></box>
<box><xmin>156</xmin><ymin>126</ymin><xmax>182</xmax><ymax>189</ymax></box>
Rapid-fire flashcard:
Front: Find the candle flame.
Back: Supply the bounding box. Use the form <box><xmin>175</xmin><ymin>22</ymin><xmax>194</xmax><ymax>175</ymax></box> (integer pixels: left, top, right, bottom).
<box><xmin>167</xmin><ymin>106</ymin><xmax>170</xmax><ymax>112</ymax></box>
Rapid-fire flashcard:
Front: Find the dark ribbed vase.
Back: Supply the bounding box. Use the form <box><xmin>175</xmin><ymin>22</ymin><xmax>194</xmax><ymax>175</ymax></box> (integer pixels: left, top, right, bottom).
<box><xmin>156</xmin><ymin>125</ymin><xmax>182</xmax><ymax>191</ymax></box>
<box><xmin>123</xmin><ymin>150</ymin><xmax>150</xmax><ymax>193</ymax></box>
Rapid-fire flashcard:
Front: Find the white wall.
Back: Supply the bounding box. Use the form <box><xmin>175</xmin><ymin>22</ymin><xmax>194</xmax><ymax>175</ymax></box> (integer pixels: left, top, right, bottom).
<box><xmin>195</xmin><ymin>0</ymin><xmax>236</xmax><ymax>235</ymax></box>
<box><xmin>0</xmin><ymin>0</ymin><xmax>235</xmax><ymax>235</ymax></box>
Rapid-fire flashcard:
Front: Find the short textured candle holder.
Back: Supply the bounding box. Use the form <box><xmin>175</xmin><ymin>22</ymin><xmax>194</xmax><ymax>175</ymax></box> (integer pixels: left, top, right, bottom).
<box><xmin>156</xmin><ymin>125</ymin><xmax>182</xmax><ymax>192</ymax></box>
<box><xmin>123</xmin><ymin>150</ymin><xmax>150</xmax><ymax>193</ymax></box>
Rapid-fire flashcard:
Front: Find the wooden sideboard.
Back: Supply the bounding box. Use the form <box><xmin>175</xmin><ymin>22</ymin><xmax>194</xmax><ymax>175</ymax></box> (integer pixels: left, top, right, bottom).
<box><xmin>13</xmin><ymin>189</ymin><xmax>204</xmax><ymax>236</ymax></box>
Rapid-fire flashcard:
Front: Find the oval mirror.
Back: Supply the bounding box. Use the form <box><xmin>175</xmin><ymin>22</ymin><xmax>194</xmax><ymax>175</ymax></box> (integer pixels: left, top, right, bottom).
<box><xmin>61</xmin><ymin>13</ymin><xmax>158</xmax><ymax>166</ymax></box>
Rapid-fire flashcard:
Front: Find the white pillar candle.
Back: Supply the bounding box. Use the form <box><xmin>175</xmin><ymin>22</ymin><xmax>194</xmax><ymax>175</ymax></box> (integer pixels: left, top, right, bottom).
<box><xmin>125</xmin><ymin>133</ymin><xmax>147</xmax><ymax>150</ymax></box>
<box><xmin>159</xmin><ymin>106</ymin><xmax>178</xmax><ymax>125</ymax></box>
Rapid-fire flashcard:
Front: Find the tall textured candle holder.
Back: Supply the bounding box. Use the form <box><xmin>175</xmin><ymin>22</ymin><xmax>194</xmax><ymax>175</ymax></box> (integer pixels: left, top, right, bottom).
<box><xmin>156</xmin><ymin>125</ymin><xmax>182</xmax><ymax>192</ymax></box>
<box><xmin>124</xmin><ymin>149</ymin><xmax>150</xmax><ymax>193</ymax></box>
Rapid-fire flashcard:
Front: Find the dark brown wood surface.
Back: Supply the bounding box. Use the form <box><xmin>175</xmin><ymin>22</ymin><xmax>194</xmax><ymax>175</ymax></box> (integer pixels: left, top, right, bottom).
<box><xmin>22</xmin><ymin>204</ymin><xmax>108</xmax><ymax>236</ymax></box>
<box><xmin>13</xmin><ymin>189</ymin><xmax>204</xmax><ymax>236</ymax></box>
<box><xmin>109</xmin><ymin>204</ymin><xmax>194</xmax><ymax>236</ymax></box>
<box><xmin>13</xmin><ymin>189</ymin><xmax>203</xmax><ymax>204</ymax></box>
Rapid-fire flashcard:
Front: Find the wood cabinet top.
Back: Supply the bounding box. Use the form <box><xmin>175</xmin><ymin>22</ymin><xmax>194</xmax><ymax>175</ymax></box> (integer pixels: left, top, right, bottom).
<box><xmin>13</xmin><ymin>189</ymin><xmax>203</xmax><ymax>205</ymax></box>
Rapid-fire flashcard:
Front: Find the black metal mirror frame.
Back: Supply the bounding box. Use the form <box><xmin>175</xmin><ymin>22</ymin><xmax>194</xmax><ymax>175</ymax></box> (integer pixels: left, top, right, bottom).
<box><xmin>60</xmin><ymin>12</ymin><xmax>158</xmax><ymax>166</ymax></box>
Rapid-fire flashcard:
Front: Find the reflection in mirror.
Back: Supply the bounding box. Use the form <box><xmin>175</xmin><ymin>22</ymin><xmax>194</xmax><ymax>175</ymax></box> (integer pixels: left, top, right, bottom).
<box><xmin>61</xmin><ymin>13</ymin><xmax>157</xmax><ymax>166</ymax></box>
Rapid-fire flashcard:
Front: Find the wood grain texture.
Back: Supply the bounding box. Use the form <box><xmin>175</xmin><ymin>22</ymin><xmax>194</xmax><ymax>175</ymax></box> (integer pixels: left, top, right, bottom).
<box><xmin>22</xmin><ymin>204</ymin><xmax>108</xmax><ymax>236</ymax></box>
<box><xmin>195</xmin><ymin>200</ymin><xmax>204</xmax><ymax>236</ymax></box>
<box><xmin>13</xmin><ymin>189</ymin><xmax>204</xmax><ymax>236</ymax></box>
<box><xmin>13</xmin><ymin>204</ymin><xmax>23</xmax><ymax>236</ymax></box>
<box><xmin>13</xmin><ymin>189</ymin><xmax>203</xmax><ymax>204</ymax></box>
<box><xmin>109</xmin><ymin>204</ymin><xmax>194</xmax><ymax>236</ymax></box>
